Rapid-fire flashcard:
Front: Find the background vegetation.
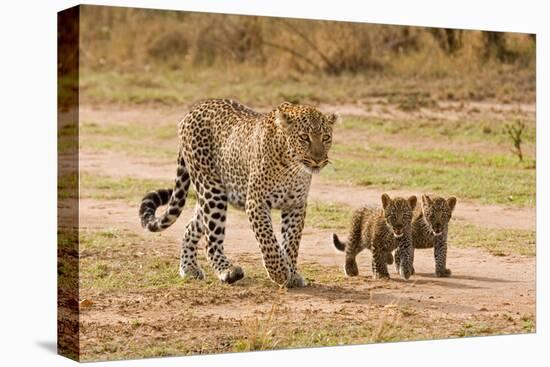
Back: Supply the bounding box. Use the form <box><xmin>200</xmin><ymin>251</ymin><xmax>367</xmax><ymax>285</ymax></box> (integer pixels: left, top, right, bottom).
<box><xmin>78</xmin><ymin>6</ymin><xmax>535</xmax><ymax>106</ymax></box>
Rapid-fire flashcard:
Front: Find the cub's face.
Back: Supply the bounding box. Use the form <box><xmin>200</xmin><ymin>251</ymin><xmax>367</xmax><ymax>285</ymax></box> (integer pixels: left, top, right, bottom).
<box><xmin>421</xmin><ymin>195</ymin><xmax>457</xmax><ymax>236</ymax></box>
<box><xmin>381</xmin><ymin>194</ymin><xmax>417</xmax><ymax>238</ymax></box>
<box><xmin>275</xmin><ymin>102</ymin><xmax>337</xmax><ymax>174</ymax></box>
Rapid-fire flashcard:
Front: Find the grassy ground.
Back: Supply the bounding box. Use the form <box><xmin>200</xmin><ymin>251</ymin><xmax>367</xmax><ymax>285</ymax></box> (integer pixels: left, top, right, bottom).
<box><xmin>78</xmin><ymin>63</ymin><xmax>535</xmax><ymax>107</ymax></box>
<box><xmin>77</xmin><ymin>171</ymin><xmax>535</xmax><ymax>258</ymax></box>
<box><xmin>80</xmin><ymin>109</ymin><xmax>535</xmax><ymax>206</ymax></box>
<box><xmin>306</xmin><ymin>200</ymin><xmax>535</xmax><ymax>256</ymax></box>
<box><xmin>77</xmin><ymin>226</ymin><xmax>535</xmax><ymax>361</ymax></box>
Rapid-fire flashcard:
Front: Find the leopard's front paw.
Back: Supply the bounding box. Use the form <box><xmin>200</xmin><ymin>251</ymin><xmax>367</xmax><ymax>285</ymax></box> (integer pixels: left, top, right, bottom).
<box><xmin>435</xmin><ymin>268</ymin><xmax>451</xmax><ymax>277</ymax></box>
<box><xmin>287</xmin><ymin>272</ymin><xmax>308</xmax><ymax>288</ymax></box>
<box><xmin>180</xmin><ymin>266</ymin><xmax>205</xmax><ymax>280</ymax></box>
<box><xmin>219</xmin><ymin>265</ymin><xmax>245</xmax><ymax>284</ymax></box>
<box><xmin>266</xmin><ymin>263</ymin><xmax>291</xmax><ymax>287</ymax></box>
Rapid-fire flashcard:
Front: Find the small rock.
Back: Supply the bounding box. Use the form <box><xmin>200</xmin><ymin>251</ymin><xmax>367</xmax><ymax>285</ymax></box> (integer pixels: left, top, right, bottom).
<box><xmin>479</xmin><ymin>307</ymin><xmax>488</xmax><ymax>311</ymax></box>
<box><xmin>79</xmin><ymin>299</ymin><xmax>93</xmax><ymax>308</ymax></box>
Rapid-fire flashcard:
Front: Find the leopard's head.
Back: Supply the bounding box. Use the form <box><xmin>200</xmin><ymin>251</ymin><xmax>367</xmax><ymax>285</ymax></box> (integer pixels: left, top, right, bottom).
<box><xmin>381</xmin><ymin>193</ymin><xmax>417</xmax><ymax>238</ymax></box>
<box><xmin>275</xmin><ymin>102</ymin><xmax>338</xmax><ymax>174</ymax></box>
<box><xmin>421</xmin><ymin>195</ymin><xmax>457</xmax><ymax>236</ymax></box>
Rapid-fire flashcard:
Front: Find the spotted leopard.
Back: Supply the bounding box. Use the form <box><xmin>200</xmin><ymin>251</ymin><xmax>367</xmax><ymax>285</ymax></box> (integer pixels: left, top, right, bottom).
<box><xmin>139</xmin><ymin>99</ymin><xmax>337</xmax><ymax>287</ymax></box>
<box><xmin>333</xmin><ymin>194</ymin><xmax>417</xmax><ymax>280</ymax></box>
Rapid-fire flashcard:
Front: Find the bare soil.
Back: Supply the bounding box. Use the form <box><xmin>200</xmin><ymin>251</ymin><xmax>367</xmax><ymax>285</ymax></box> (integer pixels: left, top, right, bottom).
<box><xmin>80</xmin><ymin>149</ymin><xmax>535</xmax><ymax>231</ymax></box>
<box><xmin>74</xmin><ymin>103</ymin><xmax>536</xmax><ymax>360</ymax></box>
<box><xmin>78</xmin><ymin>196</ymin><xmax>535</xmax><ymax>360</ymax></box>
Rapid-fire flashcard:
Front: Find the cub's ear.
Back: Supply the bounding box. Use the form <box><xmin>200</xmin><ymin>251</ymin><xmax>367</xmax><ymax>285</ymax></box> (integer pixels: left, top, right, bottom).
<box><xmin>381</xmin><ymin>193</ymin><xmax>391</xmax><ymax>209</ymax></box>
<box><xmin>325</xmin><ymin>112</ymin><xmax>340</xmax><ymax>126</ymax></box>
<box><xmin>275</xmin><ymin>109</ymin><xmax>290</xmax><ymax>130</ymax></box>
<box><xmin>447</xmin><ymin>197</ymin><xmax>457</xmax><ymax>212</ymax></box>
<box><xmin>407</xmin><ymin>195</ymin><xmax>417</xmax><ymax>210</ymax></box>
<box><xmin>422</xmin><ymin>194</ymin><xmax>432</xmax><ymax>207</ymax></box>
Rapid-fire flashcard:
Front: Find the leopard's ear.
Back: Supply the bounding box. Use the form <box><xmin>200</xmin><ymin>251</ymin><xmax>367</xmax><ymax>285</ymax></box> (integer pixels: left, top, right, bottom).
<box><xmin>278</xmin><ymin>101</ymin><xmax>293</xmax><ymax>109</ymax></box>
<box><xmin>408</xmin><ymin>195</ymin><xmax>417</xmax><ymax>210</ymax></box>
<box><xmin>325</xmin><ymin>112</ymin><xmax>340</xmax><ymax>126</ymax></box>
<box><xmin>447</xmin><ymin>197</ymin><xmax>457</xmax><ymax>212</ymax></box>
<box><xmin>381</xmin><ymin>193</ymin><xmax>392</xmax><ymax>210</ymax></box>
<box><xmin>275</xmin><ymin>109</ymin><xmax>290</xmax><ymax>130</ymax></box>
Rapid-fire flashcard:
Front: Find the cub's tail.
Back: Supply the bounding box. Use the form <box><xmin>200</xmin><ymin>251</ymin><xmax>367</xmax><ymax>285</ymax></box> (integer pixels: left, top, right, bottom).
<box><xmin>139</xmin><ymin>154</ymin><xmax>191</xmax><ymax>232</ymax></box>
<box><xmin>333</xmin><ymin>233</ymin><xmax>347</xmax><ymax>252</ymax></box>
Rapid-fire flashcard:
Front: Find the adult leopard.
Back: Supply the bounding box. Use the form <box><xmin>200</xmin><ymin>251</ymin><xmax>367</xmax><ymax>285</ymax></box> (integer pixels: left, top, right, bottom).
<box><xmin>139</xmin><ymin>99</ymin><xmax>337</xmax><ymax>287</ymax></box>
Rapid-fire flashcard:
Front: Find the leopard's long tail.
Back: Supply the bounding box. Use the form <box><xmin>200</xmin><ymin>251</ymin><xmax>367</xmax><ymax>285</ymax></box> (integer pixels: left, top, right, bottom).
<box><xmin>139</xmin><ymin>153</ymin><xmax>191</xmax><ymax>232</ymax></box>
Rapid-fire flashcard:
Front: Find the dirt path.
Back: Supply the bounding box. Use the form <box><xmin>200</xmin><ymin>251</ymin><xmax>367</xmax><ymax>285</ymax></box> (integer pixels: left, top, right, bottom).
<box><xmin>80</xmin><ymin>149</ymin><xmax>535</xmax><ymax>231</ymax></box>
<box><xmin>80</xmin><ymin>197</ymin><xmax>535</xmax><ymax>322</ymax></box>
<box><xmin>79</xmin><ymin>100</ymin><xmax>535</xmax><ymax>127</ymax></box>
<box><xmin>75</xmin><ymin>103</ymin><xmax>535</xmax><ymax>359</ymax></box>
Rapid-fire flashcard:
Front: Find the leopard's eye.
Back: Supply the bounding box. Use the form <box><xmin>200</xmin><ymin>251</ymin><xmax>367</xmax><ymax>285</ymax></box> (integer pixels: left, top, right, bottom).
<box><xmin>322</xmin><ymin>134</ymin><xmax>331</xmax><ymax>143</ymax></box>
<box><xmin>299</xmin><ymin>134</ymin><xmax>310</xmax><ymax>142</ymax></box>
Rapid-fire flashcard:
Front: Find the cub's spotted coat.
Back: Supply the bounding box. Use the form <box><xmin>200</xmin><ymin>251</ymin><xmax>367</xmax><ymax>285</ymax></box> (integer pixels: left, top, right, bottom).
<box><xmin>139</xmin><ymin>99</ymin><xmax>337</xmax><ymax>287</ymax></box>
<box><xmin>333</xmin><ymin>194</ymin><xmax>417</xmax><ymax>279</ymax></box>
<box><xmin>411</xmin><ymin>195</ymin><xmax>457</xmax><ymax>277</ymax></box>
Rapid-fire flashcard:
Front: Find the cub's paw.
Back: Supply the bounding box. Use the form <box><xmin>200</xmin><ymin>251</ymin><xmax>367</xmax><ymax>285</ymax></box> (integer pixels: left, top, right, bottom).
<box><xmin>344</xmin><ymin>260</ymin><xmax>359</xmax><ymax>277</ymax></box>
<box><xmin>219</xmin><ymin>265</ymin><xmax>245</xmax><ymax>284</ymax></box>
<box><xmin>374</xmin><ymin>272</ymin><xmax>390</xmax><ymax>280</ymax></box>
<box><xmin>180</xmin><ymin>266</ymin><xmax>205</xmax><ymax>280</ymax></box>
<box><xmin>287</xmin><ymin>272</ymin><xmax>308</xmax><ymax>288</ymax></box>
<box><xmin>398</xmin><ymin>264</ymin><xmax>413</xmax><ymax>280</ymax></box>
<box><xmin>435</xmin><ymin>268</ymin><xmax>452</xmax><ymax>277</ymax></box>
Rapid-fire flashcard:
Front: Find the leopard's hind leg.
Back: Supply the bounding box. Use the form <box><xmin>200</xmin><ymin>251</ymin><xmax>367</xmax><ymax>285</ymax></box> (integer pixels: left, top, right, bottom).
<box><xmin>179</xmin><ymin>204</ymin><xmax>205</xmax><ymax>280</ymax></box>
<box><xmin>196</xmin><ymin>178</ymin><xmax>244</xmax><ymax>284</ymax></box>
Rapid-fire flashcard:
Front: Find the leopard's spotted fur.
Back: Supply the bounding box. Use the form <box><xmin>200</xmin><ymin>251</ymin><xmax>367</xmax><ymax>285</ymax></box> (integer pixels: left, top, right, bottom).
<box><xmin>333</xmin><ymin>194</ymin><xmax>417</xmax><ymax>280</ymax></box>
<box><xmin>139</xmin><ymin>99</ymin><xmax>337</xmax><ymax>287</ymax></box>
<box><xmin>411</xmin><ymin>195</ymin><xmax>457</xmax><ymax>277</ymax></box>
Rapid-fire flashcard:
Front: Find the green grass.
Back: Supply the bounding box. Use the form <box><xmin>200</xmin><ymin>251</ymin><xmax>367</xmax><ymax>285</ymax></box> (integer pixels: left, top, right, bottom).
<box><xmin>81</xmin><ymin>122</ymin><xmax>177</xmax><ymax>140</ymax></box>
<box><xmin>450</xmin><ymin>223</ymin><xmax>535</xmax><ymax>256</ymax></box>
<box><xmin>83</xmin><ymin>138</ymin><xmax>176</xmax><ymax>160</ymax></box>
<box><xmin>233</xmin><ymin>321</ymin><xmax>410</xmax><ymax>352</ymax></box>
<box><xmin>79</xmin><ymin>229</ymin><xmax>184</xmax><ymax>290</ymax></box>
<box><xmin>333</xmin><ymin>143</ymin><xmax>532</xmax><ymax>169</ymax></box>
<box><xmin>77</xmin><ymin>226</ymin><xmax>534</xmax><ymax>361</ymax></box>
<box><xmin>457</xmin><ymin>322</ymin><xmax>494</xmax><ymax>337</ymax></box>
<box><xmin>80</xmin><ymin>64</ymin><xmax>535</xmax><ymax>107</ymax></box>
<box><xmin>58</xmin><ymin>229</ymin><xmax>79</xmax><ymax>290</ymax></box>
<box><xmin>58</xmin><ymin>173</ymin><xmax>78</xmax><ymax>199</ymax></box>
<box><xmin>323</xmin><ymin>143</ymin><xmax>535</xmax><ymax>206</ymax></box>
<box><xmin>80</xmin><ymin>173</ymin><xmax>196</xmax><ymax>204</ymax></box>
<box><xmin>305</xmin><ymin>201</ymin><xmax>351</xmax><ymax>230</ymax></box>
<box><xmin>80</xmin><ymin>121</ymin><xmax>178</xmax><ymax>160</ymax></box>
<box><xmin>340</xmin><ymin>115</ymin><xmax>536</xmax><ymax>149</ymax></box>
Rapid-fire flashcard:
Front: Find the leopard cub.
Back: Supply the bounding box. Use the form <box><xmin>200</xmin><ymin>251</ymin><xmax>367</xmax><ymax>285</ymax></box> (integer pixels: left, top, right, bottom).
<box><xmin>333</xmin><ymin>193</ymin><xmax>417</xmax><ymax>280</ymax></box>
<box><xmin>411</xmin><ymin>195</ymin><xmax>457</xmax><ymax>277</ymax></box>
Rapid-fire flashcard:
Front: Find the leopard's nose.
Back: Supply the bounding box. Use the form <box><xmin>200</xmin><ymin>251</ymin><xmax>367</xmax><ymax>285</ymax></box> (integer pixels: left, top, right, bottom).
<box><xmin>313</xmin><ymin>158</ymin><xmax>328</xmax><ymax>167</ymax></box>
